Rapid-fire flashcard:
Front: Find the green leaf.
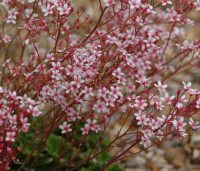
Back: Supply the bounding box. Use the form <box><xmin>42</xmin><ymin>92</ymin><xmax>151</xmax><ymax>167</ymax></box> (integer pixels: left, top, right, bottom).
<box><xmin>46</xmin><ymin>134</ymin><xmax>63</xmax><ymax>158</ymax></box>
<box><xmin>35</xmin><ymin>157</ymin><xmax>54</xmax><ymax>166</ymax></box>
<box><xmin>107</xmin><ymin>164</ymin><xmax>122</xmax><ymax>171</ymax></box>
<box><xmin>98</xmin><ymin>151</ymin><xmax>110</xmax><ymax>162</ymax></box>
<box><xmin>80</xmin><ymin>168</ymin><xmax>90</xmax><ymax>171</ymax></box>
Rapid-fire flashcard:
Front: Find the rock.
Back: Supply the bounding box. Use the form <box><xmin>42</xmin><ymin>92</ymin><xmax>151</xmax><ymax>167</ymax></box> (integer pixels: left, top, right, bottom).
<box><xmin>146</xmin><ymin>163</ymin><xmax>160</xmax><ymax>171</ymax></box>
<box><xmin>130</xmin><ymin>146</ymin><xmax>141</xmax><ymax>154</ymax></box>
<box><xmin>190</xmin><ymin>133</ymin><xmax>200</xmax><ymax>149</ymax></box>
<box><xmin>125</xmin><ymin>169</ymin><xmax>148</xmax><ymax>171</ymax></box>
<box><xmin>152</xmin><ymin>154</ymin><xmax>168</xmax><ymax>166</ymax></box>
<box><xmin>165</xmin><ymin>147</ymin><xmax>176</xmax><ymax>163</ymax></box>
<box><xmin>160</xmin><ymin>165</ymin><xmax>174</xmax><ymax>171</ymax></box>
<box><xmin>125</xmin><ymin>156</ymin><xmax>146</xmax><ymax>168</ymax></box>
<box><xmin>173</xmin><ymin>157</ymin><xmax>184</xmax><ymax>168</ymax></box>
<box><xmin>146</xmin><ymin>151</ymin><xmax>154</xmax><ymax>159</ymax></box>
<box><xmin>191</xmin><ymin>149</ymin><xmax>200</xmax><ymax>164</ymax></box>
<box><xmin>165</xmin><ymin>147</ymin><xmax>186</xmax><ymax>168</ymax></box>
<box><xmin>183</xmin><ymin>144</ymin><xmax>191</xmax><ymax>154</ymax></box>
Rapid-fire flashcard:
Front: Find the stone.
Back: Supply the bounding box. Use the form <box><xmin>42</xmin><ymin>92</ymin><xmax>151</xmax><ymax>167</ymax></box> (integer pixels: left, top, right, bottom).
<box><xmin>190</xmin><ymin>133</ymin><xmax>200</xmax><ymax>149</ymax></box>
<box><xmin>125</xmin><ymin>156</ymin><xmax>146</xmax><ymax>168</ymax></box>
<box><xmin>165</xmin><ymin>147</ymin><xmax>186</xmax><ymax>168</ymax></box>
<box><xmin>191</xmin><ymin>149</ymin><xmax>200</xmax><ymax>164</ymax></box>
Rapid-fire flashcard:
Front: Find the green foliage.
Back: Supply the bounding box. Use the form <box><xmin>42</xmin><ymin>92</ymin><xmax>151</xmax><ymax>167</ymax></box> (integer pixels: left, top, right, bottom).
<box><xmin>46</xmin><ymin>134</ymin><xmax>63</xmax><ymax>158</ymax></box>
<box><xmin>12</xmin><ymin>119</ymin><xmax>122</xmax><ymax>171</ymax></box>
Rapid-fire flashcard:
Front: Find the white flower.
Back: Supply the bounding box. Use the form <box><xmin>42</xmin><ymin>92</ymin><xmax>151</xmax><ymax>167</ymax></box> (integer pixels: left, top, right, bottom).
<box><xmin>140</xmin><ymin>136</ymin><xmax>151</xmax><ymax>148</ymax></box>
<box><xmin>154</xmin><ymin>81</ymin><xmax>168</xmax><ymax>92</ymax></box>
<box><xmin>134</xmin><ymin>111</ymin><xmax>149</xmax><ymax>126</ymax></box>
<box><xmin>42</xmin><ymin>4</ymin><xmax>54</xmax><ymax>16</ymax></box>
<box><xmin>93</xmin><ymin>100</ymin><xmax>109</xmax><ymax>113</ymax></box>
<box><xmin>5</xmin><ymin>132</ymin><xmax>16</xmax><ymax>142</ymax></box>
<box><xmin>6</xmin><ymin>9</ymin><xmax>18</xmax><ymax>24</ymax></box>
<box><xmin>172</xmin><ymin>117</ymin><xmax>186</xmax><ymax>133</ymax></box>
<box><xmin>128</xmin><ymin>0</ymin><xmax>142</xmax><ymax>9</ymax></box>
<box><xmin>160</xmin><ymin>0</ymin><xmax>172</xmax><ymax>6</ymax></box>
<box><xmin>81</xmin><ymin>86</ymin><xmax>94</xmax><ymax>99</ymax></box>
<box><xmin>57</xmin><ymin>4</ymin><xmax>70</xmax><ymax>15</ymax></box>
<box><xmin>196</xmin><ymin>99</ymin><xmax>200</xmax><ymax>109</ymax></box>
<box><xmin>59</xmin><ymin>122</ymin><xmax>72</xmax><ymax>134</ymax></box>
<box><xmin>189</xmin><ymin>118</ymin><xmax>200</xmax><ymax>129</ymax></box>
<box><xmin>183</xmin><ymin>82</ymin><xmax>192</xmax><ymax>91</ymax></box>
<box><xmin>103</xmin><ymin>0</ymin><xmax>115</xmax><ymax>7</ymax></box>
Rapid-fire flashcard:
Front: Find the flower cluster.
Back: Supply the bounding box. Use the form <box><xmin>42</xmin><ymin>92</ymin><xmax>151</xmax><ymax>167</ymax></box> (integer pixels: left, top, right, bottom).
<box><xmin>0</xmin><ymin>87</ymin><xmax>41</xmax><ymax>170</ymax></box>
<box><xmin>130</xmin><ymin>82</ymin><xmax>200</xmax><ymax>147</ymax></box>
<box><xmin>0</xmin><ymin>0</ymin><xmax>200</xmax><ymax>170</ymax></box>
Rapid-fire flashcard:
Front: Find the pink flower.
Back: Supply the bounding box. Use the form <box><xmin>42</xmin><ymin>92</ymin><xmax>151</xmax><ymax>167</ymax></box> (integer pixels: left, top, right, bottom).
<box><xmin>182</xmin><ymin>82</ymin><xmax>200</xmax><ymax>95</ymax></box>
<box><xmin>93</xmin><ymin>100</ymin><xmax>109</xmax><ymax>113</ymax></box>
<box><xmin>176</xmin><ymin>102</ymin><xmax>183</xmax><ymax>110</ymax></box>
<box><xmin>57</xmin><ymin>4</ymin><xmax>71</xmax><ymax>15</ymax></box>
<box><xmin>8</xmin><ymin>115</ymin><xmax>17</xmax><ymax>125</ymax></box>
<box><xmin>189</xmin><ymin>118</ymin><xmax>200</xmax><ymax>129</ymax></box>
<box><xmin>196</xmin><ymin>99</ymin><xmax>200</xmax><ymax>109</ymax></box>
<box><xmin>71</xmin><ymin>76</ymin><xmax>85</xmax><ymax>89</ymax></box>
<box><xmin>161</xmin><ymin>93</ymin><xmax>175</xmax><ymax>105</ymax></box>
<box><xmin>5</xmin><ymin>132</ymin><xmax>16</xmax><ymax>142</ymax></box>
<box><xmin>6</xmin><ymin>9</ymin><xmax>18</xmax><ymax>24</ymax></box>
<box><xmin>42</xmin><ymin>4</ymin><xmax>54</xmax><ymax>16</ymax></box>
<box><xmin>105</xmin><ymin>96</ymin><xmax>115</xmax><ymax>107</ymax></box>
<box><xmin>103</xmin><ymin>0</ymin><xmax>115</xmax><ymax>7</ymax></box>
<box><xmin>28</xmin><ymin>106</ymin><xmax>41</xmax><ymax>117</ymax></box>
<box><xmin>160</xmin><ymin>0</ymin><xmax>172</xmax><ymax>6</ymax></box>
<box><xmin>62</xmin><ymin>82</ymin><xmax>74</xmax><ymax>94</ymax></box>
<box><xmin>194</xmin><ymin>1</ymin><xmax>200</xmax><ymax>11</ymax></box>
<box><xmin>110</xmin><ymin>86</ymin><xmax>122</xmax><ymax>99</ymax></box>
<box><xmin>112</xmin><ymin>68</ymin><xmax>124</xmax><ymax>79</ymax></box>
<box><xmin>148</xmin><ymin>118</ymin><xmax>160</xmax><ymax>130</ymax></box>
<box><xmin>136</xmin><ymin>77</ymin><xmax>150</xmax><ymax>87</ymax></box>
<box><xmin>81</xmin><ymin>119</ymin><xmax>100</xmax><ymax>135</ymax></box>
<box><xmin>67</xmin><ymin>110</ymin><xmax>80</xmax><ymax>122</ymax></box>
<box><xmin>134</xmin><ymin>96</ymin><xmax>148</xmax><ymax>110</ymax></box>
<box><xmin>140</xmin><ymin>136</ymin><xmax>151</xmax><ymax>148</ymax></box>
<box><xmin>86</xmin><ymin>119</ymin><xmax>101</xmax><ymax>133</ymax></box>
<box><xmin>81</xmin><ymin>86</ymin><xmax>94</xmax><ymax>99</ymax></box>
<box><xmin>141</xmin><ymin>129</ymin><xmax>155</xmax><ymax>138</ymax></box>
<box><xmin>134</xmin><ymin>111</ymin><xmax>149</xmax><ymax>126</ymax></box>
<box><xmin>87</xmin><ymin>119</ymin><xmax>100</xmax><ymax>133</ymax></box>
<box><xmin>81</xmin><ymin>125</ymin><xmax>90</xmax><ymax>135</ymax></box>
<box><xmin>2</xmin><ymin>35</ymin><xmax>11</xmax><ymax>43</ymax></box>
<box><xmin>59</xmin><ymin>122</ymin><xmax>72</xmax><ymax>134</ymax></box>
<box><xmin>154</xmin><ymin>81</ymin><xmax>168</xmax><ymax>92</ymax></box>
<box><xmin>183</xmin><ymin>82</ymin><xmax>192</xmax><ymax>91</ymax></box>
<box><xmin>20</xmin><ymin>117</ymin><xmax>30</xmax><ymax>132</ymax></box>
<box><xmin>172</xmin><ymin>117</ymin><xmax>186</xmax><ymax>133</ymax></box>
<box><xmin>51</xmin><ymin>62</ymin><xmax>63</xmax><ymax>71</ymax></box>
<box><xmin>128</xmin><ymin>0</ymin><xmax>142</xmax><ymax>9</ymax></box>
<box><xmin>97</xmin><ymin>87</ymin><xmax>109</xmax><ymax>98</ymax></box>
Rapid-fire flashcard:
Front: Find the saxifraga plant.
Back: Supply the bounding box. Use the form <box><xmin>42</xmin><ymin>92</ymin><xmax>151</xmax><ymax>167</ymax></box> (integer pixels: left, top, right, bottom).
<box><xmin>0</xmin><ymin>0</ymin><xmax>200</xmax><ymax>170</ymax></box>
